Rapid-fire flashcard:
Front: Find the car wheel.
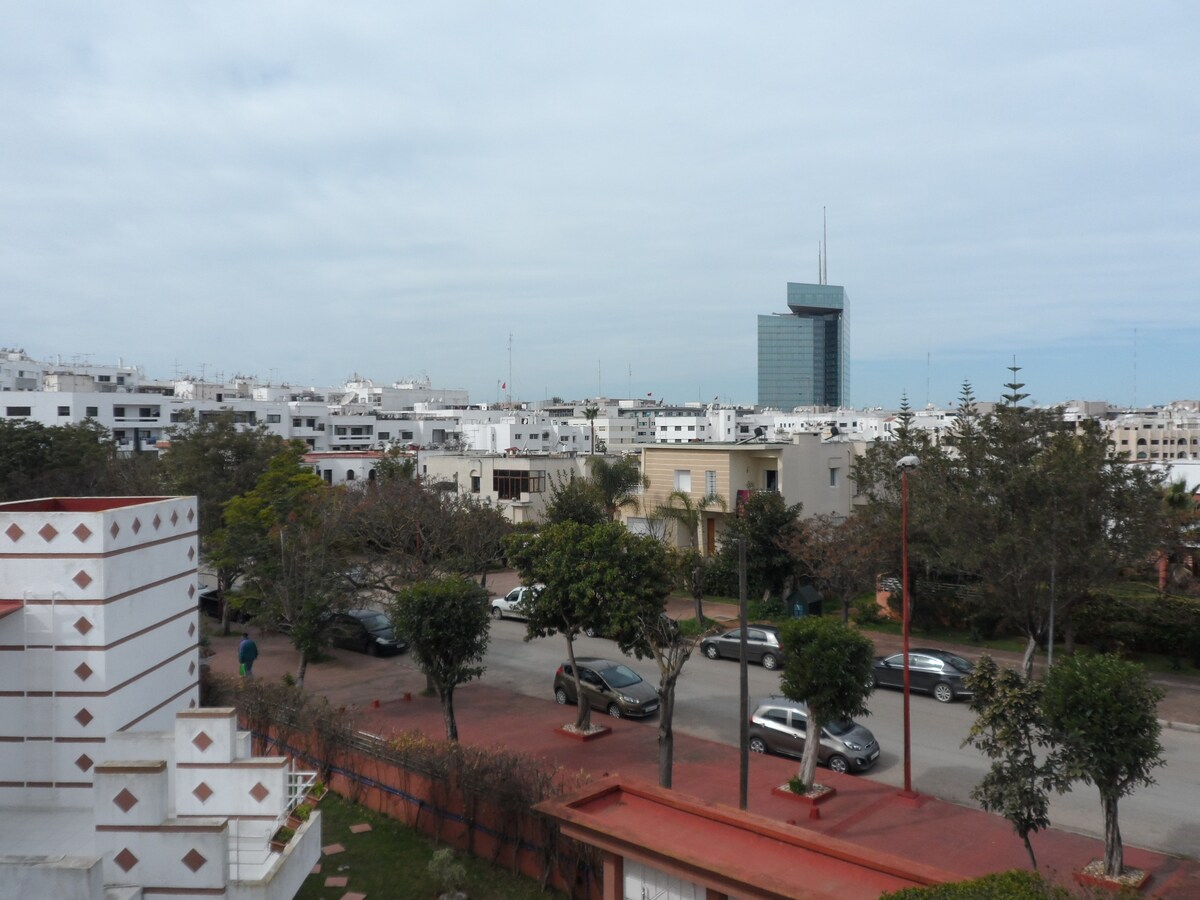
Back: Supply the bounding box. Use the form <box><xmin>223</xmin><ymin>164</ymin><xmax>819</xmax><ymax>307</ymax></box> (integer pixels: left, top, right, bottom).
<box><xmin>554</xmin><ymin>687</ymin><xmax>570</xmax><ymax>705</ymax></box>
<box><xmin>933</xmin><ymin>682</ymin><xmax>955</xmax><ymax>703</ymax></box>
<box><xmin>867</xmin><ymin>672</ymin><xmax>877</xmax><ymax>690</ymax></box>
<box><xmin>704</xmin><ymin>644</ymin><xmax>719</xmax><ymax>660</ymax></box>
<box><xmin>748</xmin><ymin>736</ymin><xmax>768</xmax><ymax>754</ymax></box>
<box><xmin>584</xmin><ymin>626</ymin><xmax>596</xmax><ymax>638</ymax></box>
<box><xmin>761</xmin><ymin>653</ymin><xmax>779</xmax><ymax>671</ymax></box>
<box><xmin>827</xmin><ymin>754</ymin><xmax>850</xmax><ymax>775</ymax></box>
<box><xmin>490</xmin><ymin>607</ymin><xmax>503</xmax><ymax>620</ymax></box>
<box><xmin>607</xmin><ymin>703</ymin><xmax>623</xmax><ymax>719</ymax></box>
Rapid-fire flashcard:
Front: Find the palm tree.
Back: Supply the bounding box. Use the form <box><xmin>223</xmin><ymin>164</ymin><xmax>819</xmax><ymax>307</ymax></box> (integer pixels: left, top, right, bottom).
<box><xmin>657</xmin><ymin>489</ymin><xmax>726</xmax><ymax>622</ymax></box>
<box><xmin>586</xmin><ymin>455</ymin><xmax>645</xmax><ymax>522</ymax></box>
<box><xmin>583</xmin><ymin>405</ymin><xmax>600</xmax><ymax>455</ymax></box>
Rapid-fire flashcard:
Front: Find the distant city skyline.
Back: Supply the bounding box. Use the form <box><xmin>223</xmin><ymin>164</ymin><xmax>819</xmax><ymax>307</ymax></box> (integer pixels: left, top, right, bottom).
<box><xmin>3</xmin><ymin>5</ymin><xmax>1197</xmax><ymax>409</ymax></box>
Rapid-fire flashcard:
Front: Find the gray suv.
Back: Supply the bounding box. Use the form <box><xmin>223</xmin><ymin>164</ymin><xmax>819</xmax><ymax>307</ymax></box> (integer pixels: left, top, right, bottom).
<box><xmin>748</xmin><ymin>696</ymin><xmax>879</xmax><ymax>774</ymax></box>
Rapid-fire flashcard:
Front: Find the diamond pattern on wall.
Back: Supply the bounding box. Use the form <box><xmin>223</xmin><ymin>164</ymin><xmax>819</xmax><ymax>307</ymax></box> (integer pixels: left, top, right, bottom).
<box><xmin>73</xmin><ymin>570</ymin><xmax>93</xmax><ymax>589</ymax></box>
<box><xmin>188</xmin><ymin>546</ymin><xmax>196</xmax><ymax>561</ymax></box>
<box><xmin>4</xmin><ymin>523</ymin><xmax>23</xmax><ymax>542</ymax></box>
<box><xmin>171</xmin><ymin>510</ymin><xmax>179</xmax><ymax>526</ymax></box>
<box><xmin>74</xmin><ymin>617</ymin><xmax>93</xmax><ymax>635</ymax></box>
<box><xmin>72</xmin><ymin>523</ymin><xmax>93</xmax><ymax>542</ymax></box>
<box><xmin>74</xmin><ymin>661</ymin><xmax>94</xmax><ymax>681</ymax></box>
<box><xmin>189</xmin><ymin>698</ymin><xmax>196</xmax><ymax>708</ymax></box>
<box><xmin>110</xmin><ymin>521</ymin><xmax>120</xmax><ymax>538</ymax></box>
<box><xmin>74</xmin><ymin>707</ymin><xmax>94</xmax><ymax>727</ymax></box>
<box><xmin>153</xmin><ymin>513</ymin><xmax>162</xmax><ymax>530</ymax></box>
<box><xmin>181</xmin><ymin>849</ymin><xmax>208</xmax><ymax>872</ymax></box>
<box><xmin>75</xmin><ymin>754</ymin><xmax>94</xmax><ymax>772</ymax></box>
<box><xmin>113</xmin><ymin>788</ymin><xmax>139</xmax><ymax>813</ymax></box>
<box><xmin>114</xmin><ymin>848</ymin><xmax>138</xmax><ymax>872</ymax></box>
<box><xmin>192</xmin><ymin>782</ymin><xmax>213</xmax><ymax>803</ymax></box>
<box><xmin>132</xmin><ymin>517</ymin><xmax>142</xmax><ymax>534</ymax></box>
<box><xmin>249</xmin><ymin>782</ymin><xmax>270</xmax><ymax>803</ymax></box>
<box><xmin>188</xmin><ymin>622</ymin><xmax>196</xmax><ymax>637</ymax></box>
<box><xmin>192</xmin><ymin>731</ymin><xmax>213</xmax><ymax>752</ymax></box>
<box><xmin>187</xmin><ymin>508</ymin><xmax>195</xmax><ymax>522</ymax></box>
<box><xmin>188</xmin><ymin>583</ymin><xmax>196</xmax><ymax>598</ymax></box>
<box><xmin>38</xmin><ymin>523</ymin><xmax>59</xmax><ymax>542</ymax></box>
<box><xmin>188</xmin><ymin>660</ymin><xmax>196</xmax><ymax>676</ymax></box>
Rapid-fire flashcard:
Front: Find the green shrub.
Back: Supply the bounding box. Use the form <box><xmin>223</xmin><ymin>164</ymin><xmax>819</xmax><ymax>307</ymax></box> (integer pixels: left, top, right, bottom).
<box><xmin>428</xmin><ymin>847</ymin><xmax>466</xmax><ymax>895</ymax></box>
<box><xmin>850</xmin><ymin>595</ymin><xmax>884</xmax><ymax>625</ymax></box>
<box><xmin>882</xmin><ymin>869</ymin><xmax>1071</xmax><ymax>898</ymax></box>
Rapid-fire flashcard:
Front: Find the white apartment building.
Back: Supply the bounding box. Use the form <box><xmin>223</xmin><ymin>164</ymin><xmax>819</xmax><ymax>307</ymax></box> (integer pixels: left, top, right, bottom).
<box><xmin>0</xmin><ymin>495</ymin><xmax>318</xmax><ymax>899</ymax></box>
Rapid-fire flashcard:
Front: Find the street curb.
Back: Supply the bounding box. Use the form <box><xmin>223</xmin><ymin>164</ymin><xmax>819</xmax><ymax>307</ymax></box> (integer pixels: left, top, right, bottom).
<box><xmin>1158</xmin><ymin>718</ymin><xmax>1200</xmax><ymax>734</ymax></box>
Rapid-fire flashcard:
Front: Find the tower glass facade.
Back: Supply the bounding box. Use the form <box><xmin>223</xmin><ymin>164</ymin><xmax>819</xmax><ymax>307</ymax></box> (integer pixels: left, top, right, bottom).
<box><xmin>757</xmin><ymin>283</ymin><xmax>848</xmax><ymax>409</ymax></box>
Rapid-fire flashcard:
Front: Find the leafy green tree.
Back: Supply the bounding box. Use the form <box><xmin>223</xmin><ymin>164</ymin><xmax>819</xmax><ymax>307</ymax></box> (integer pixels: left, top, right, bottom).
<box><xmin>443</xmin><ymin>496</ymin><xmax>510</xmax><ymax>589</ymax></box>
<box><xmin>218</xmin><ymin>445</ymin><xmax>351</xmax><ymax>684</ymax></box>
<box><xmin>506</xmin><ymin>521</ymin><xmax>671</xmax><ymax>731</ymax></box>
<box><xmin>707</xmin><ymin>491</ymin><xmax>803</xmax><ymax>602</ymax></box>
<box><xmin>542</xmin><ymin>473</ymin><xmax>606</xmax><ymax>526</ymax></box>
<box><xmin>391</xmin><ymin>576</ymin><xmax>491</xmax><ymax>740</ymax></box>
<box><xmin>778</xmin><ymin>616</ymin><xmax>875</xmax><ymax>790</ymax></box>
<box><xmin>374</xmin><ymin>446</ymin><xmax>416</xmax><ymax>481</ymax></box>
<box><xmin>160</xmin><ymin>410</ymin><xmax>285</xmax><ymax>633</ymax></box>
<box><xmin>0</xmin><ymin>419</ymin><xmax>118</xmax><ymax>500</ymax></box>
<box><xmin>655</xmin><ymin>489</ymin><xmax>726</xmax><ymax>622</ymax></box>
<box><xmin>1042</xmin><ymin>653</ymin><xmax>1165</xmax><ymax>878</ymax></box>
<box><xmin>963</xmin><ymin>655</ymin><xmax>1065</xmax><ymax>870</ymax></box>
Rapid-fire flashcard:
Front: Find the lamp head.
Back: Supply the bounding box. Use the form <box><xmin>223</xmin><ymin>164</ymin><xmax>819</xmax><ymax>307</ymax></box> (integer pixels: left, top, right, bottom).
<box><xmin>896</xmin><ymin>455</ymin><xmax>921</xmax><ymax>471</ymax></box>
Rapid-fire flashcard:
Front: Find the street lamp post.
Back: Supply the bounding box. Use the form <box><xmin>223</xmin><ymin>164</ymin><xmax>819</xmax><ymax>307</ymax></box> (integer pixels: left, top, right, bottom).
<box><xmin>896</xmin><ymin>455</ymin><xmax>920</xmax><ymax>798</ymax></box>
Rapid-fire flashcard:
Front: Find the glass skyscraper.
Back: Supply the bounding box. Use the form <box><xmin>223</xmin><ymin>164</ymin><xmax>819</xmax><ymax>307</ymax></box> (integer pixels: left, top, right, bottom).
<box><xmin>757</xmin><ymin>283</ymin><xmax>849</xmax><ymax>409</ymax></box>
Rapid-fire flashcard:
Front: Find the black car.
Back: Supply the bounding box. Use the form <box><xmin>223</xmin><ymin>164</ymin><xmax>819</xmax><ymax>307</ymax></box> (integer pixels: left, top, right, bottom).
<box><xmin>699</xmin><ymin>625</ymin><xmax>785</xmax><ymax>670</ymax></box>
<box><xmin>871</xmin><ymin>648</ymin><xmax>974</xmax><ymax>703</ymax></box>
<box><xmin>329</xmin><ymin>609</ymin><xmax>407</xmax><ymax>656</ymax></box>
<box><xmin>197</xmin><ymin>587</ymin><xmax>249</xmax><ymax>623</ymax></box>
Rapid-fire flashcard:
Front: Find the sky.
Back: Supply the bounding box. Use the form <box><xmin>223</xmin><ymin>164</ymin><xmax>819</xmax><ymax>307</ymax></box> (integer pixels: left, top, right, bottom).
<box><xmin>3</xmin><ymin>3</ymin><xmax>1198</xmax><ymax>410</ymax></box>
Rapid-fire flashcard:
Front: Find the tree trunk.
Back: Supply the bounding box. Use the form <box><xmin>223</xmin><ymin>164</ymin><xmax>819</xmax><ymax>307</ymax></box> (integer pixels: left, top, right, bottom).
<box><xmin>1102</xmin><ymin>790</ymin><xmax>1123</xmax><ymax>877</ymax></box>
<box><xmin>797</xmin><ymin>712</ymin><xmax>820</xmax><ymax>789</ymax></box>
<box><xmin>1064</xmin><ymin>610</ymin><xmax>1076</xmax><ymax>655</ymax></box>
<box><xmin>658</xmin><ymin>682</ymin><xmax>675</xmax><ymax>788</ymax></box>
<box><xmin>442</xmin><ymin>686</ymin><xmax>458</xmax><ymax>741</ymax></box>
<box><xmin>296</xmin><ymin>653</ymin><xmax>309</xmax><ymax>687</ymax></box>
<box><xmin>1022</xmin><ymin>832</ymin><xmax>1038</xmax><ymax>871</ymax></box>
<box><xmin>1021</xmin><ymin>635</ymin><xmax>1038</xmax><ymax>680</ymax></box>
<box><xmin>566</xmin><ymin>637</ymin><xmax>591</xmax><ymax>731</ymax></box>
<box><xmin>218</xmin><ymin>572</ymin><xmax>234</xmax><ymax>637</ymax></box>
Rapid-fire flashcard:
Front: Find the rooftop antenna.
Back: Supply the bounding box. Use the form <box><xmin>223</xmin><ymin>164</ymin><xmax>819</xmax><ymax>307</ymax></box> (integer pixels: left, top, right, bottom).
<box><xmin>1133</xmin><ymin>327</ymin><xmax>1138</xmax><ymax>408</ymax></box>
<box><xmin>507</xmin><ymin>333</ymin><xmax>513</xmax><ymax>407</ymax></box>
<box><xmin>822</xmin><ymin>206</ymin><xmax>828</xmax><ymax>285</ymax></box>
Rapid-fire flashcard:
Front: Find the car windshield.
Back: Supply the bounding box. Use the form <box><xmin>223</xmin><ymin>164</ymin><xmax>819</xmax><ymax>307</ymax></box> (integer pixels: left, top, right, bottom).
<box><xmin>824</xmin><ymin>719</ymin><xmax>856</xmax><ymax>736</ymax></box>
<box><xmin>599</xmin><ymin>664</ymin><xmax>642</xmax><ymax>689</ymax></box>
<box><xmin>360</xmin><ymin>612</ymin><xmax>391</xmax><ymax>634</ymax></box>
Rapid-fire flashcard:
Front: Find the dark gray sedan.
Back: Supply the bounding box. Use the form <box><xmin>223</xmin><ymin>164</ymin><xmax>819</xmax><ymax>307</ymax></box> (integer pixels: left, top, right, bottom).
<box><xmin>699</xmin><ymin>625</ymin><xmax>785</xmax><ymax>670</ymax></box>
<box><xmin>871</xmin><ymin>648</ymin><xmax>974</xmax><ymax>703</ymax></box>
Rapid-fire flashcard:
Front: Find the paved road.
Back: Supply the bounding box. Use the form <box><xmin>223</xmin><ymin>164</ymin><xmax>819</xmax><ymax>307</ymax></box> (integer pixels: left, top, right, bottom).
<box><xmin>481</xmin><ymin>613</ymin><xmax>1200</xmax><ymax>860</ymax></box>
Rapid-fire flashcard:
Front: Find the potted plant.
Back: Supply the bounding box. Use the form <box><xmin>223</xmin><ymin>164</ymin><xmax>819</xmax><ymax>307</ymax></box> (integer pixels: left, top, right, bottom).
<box><xmin>302</xmin><ymin>780</ymin><xmax>327</xmax><ymax>808</ymax></box>
<box><xmin>286</xmin><ymin>803</ymin><xmax>311</xmax><ymax>830</ymax></box>
<box><xmin>269</xmin><ymin>825</ymin><xmax>294</xmax><ymax>853</ymax></box>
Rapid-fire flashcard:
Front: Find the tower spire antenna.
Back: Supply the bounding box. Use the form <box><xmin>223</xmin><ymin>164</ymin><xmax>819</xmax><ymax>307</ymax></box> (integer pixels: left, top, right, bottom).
<box><xmin>822</xmin><ymin>206</ymin><xmax>828</xmax><ymax>285</ymax></box>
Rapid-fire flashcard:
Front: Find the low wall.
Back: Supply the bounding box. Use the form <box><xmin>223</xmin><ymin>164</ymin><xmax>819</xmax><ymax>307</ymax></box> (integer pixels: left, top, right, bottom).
<box><xmin>248</xmin><ymin>721</ymin><xmax>600</xmax><ymax>899</ymax></box>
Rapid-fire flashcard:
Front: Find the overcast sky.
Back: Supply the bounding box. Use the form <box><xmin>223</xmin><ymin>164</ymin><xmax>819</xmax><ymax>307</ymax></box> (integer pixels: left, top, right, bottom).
<box><xmin>4</xmin><ymin>3</ymin><xmax>1198</xmax><ymax>409</ymax></box>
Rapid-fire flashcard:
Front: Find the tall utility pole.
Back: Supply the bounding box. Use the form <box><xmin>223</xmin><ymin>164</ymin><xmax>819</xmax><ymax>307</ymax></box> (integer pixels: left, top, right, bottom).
<box><xmin>738</xmin><ymin>538</ymin><xmax>749</xmax><ymax>810</ymax></box>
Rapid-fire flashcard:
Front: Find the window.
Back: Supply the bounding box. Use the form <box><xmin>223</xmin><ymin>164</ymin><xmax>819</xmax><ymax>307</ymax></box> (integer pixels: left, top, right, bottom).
<box><xmin>98</xmin><ymin>375</ymin><xmax>111</xmax><ymax>383</ymax></box>
<box><xmin>5</xmin><ymin>406</ymin><xmax>31</xmax><ymax>416</ymax></box>
<box><xmin>470</xmin><ymin>475</ymin><xmax>481</xmax><ymax>493</ymax></box>
<box><xmin>86</xmin><ymin>406</ymin><xmax>98</xmax><ymax>417</ymax></box>
<box><xmin>346</xmin><ymin>470</ymin><xmax>355</xmax><ymax>481</ymax></box>
<box><xmin>335</xmin><ymin>427</ymin><xmax>347</xmax><ymax>436</ymax></box>
<box><xmin>140</xmin><ymin>407</ymin><xmax>153</xmax><ymax>418</ymax></box>
<box><xmin>765</xmin><ymin>470</ymin><xmax>778</xmax><ymax>491</ymax></box>
<box><xmin>674</xmin><ymin>470</ymin><xmax>692</xmax><ymax>492</ymax></box>
<box><xmin>378</xmin><ymin>431</ymin><xmax>390</xmax><ymax>440</ymax></box>
<box><xmin>58</xmin><ymin>406</ymin><xmax>70</xmax><ymax>416</ymax></box>
<box><xmin>306</xmin><ymin>418</ymin><xmax>316</xmax><ymax>428</ymax></box>
<box><xmin>401</xmin><ymin>431</ymin><xmax>413</xmax><ymax>440</ymax></box>
<box><xmin>267</xmin><ymin>414</ymin><xmax>281</xmax><ymax>424</ymax></box>
<box><xmin>493</xmin><ymin>469</ymin><xmax>546</xmax><ymax>499</ymax></box>
<box><xmin>829</xmin><ymin>467</ymin><xmax>840</xmax><ymax>487</ymax></box>
<box><xmin>292</xmin><ymin>418</ymin><xmax>301</xmax><ymax>427</ymax></box>
<box><xmin>113</xmin><ymin>406</ymin><xmax>125</xmax><ymax>417</ymax></box>
<box><xmin>706</xmin><ymin>470</ymin><xmax>717</xmax><ymax>494</ymax></box>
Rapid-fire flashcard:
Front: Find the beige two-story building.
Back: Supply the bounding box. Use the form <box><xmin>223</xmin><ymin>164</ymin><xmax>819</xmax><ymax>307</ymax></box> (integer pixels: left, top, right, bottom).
<box><xmin>634</xmin><ymin>433</ymin><xmax>856</xmax><ymax>554</ymax></box>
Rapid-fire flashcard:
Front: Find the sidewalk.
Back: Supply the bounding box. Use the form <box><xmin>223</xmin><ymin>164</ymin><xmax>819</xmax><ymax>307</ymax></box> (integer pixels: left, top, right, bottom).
<box><xmin>209</xmin><ymin>623</ymin><xmax>1200</xmax><ymax>897</ymax></box>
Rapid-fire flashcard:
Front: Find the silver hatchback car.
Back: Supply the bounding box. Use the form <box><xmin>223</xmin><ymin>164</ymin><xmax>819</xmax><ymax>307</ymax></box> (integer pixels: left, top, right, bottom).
<box><xmin>747</xmin><ymin>696</ymin><xmax>879</xmax><ymax>774</ymax></box>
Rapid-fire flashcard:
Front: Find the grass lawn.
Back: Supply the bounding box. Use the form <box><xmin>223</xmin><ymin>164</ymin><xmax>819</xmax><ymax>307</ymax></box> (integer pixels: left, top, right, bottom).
<box><xmin>296</xmin><ymin>792</ymin><xmax>565</xmax><ymax>900</ymax></box>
